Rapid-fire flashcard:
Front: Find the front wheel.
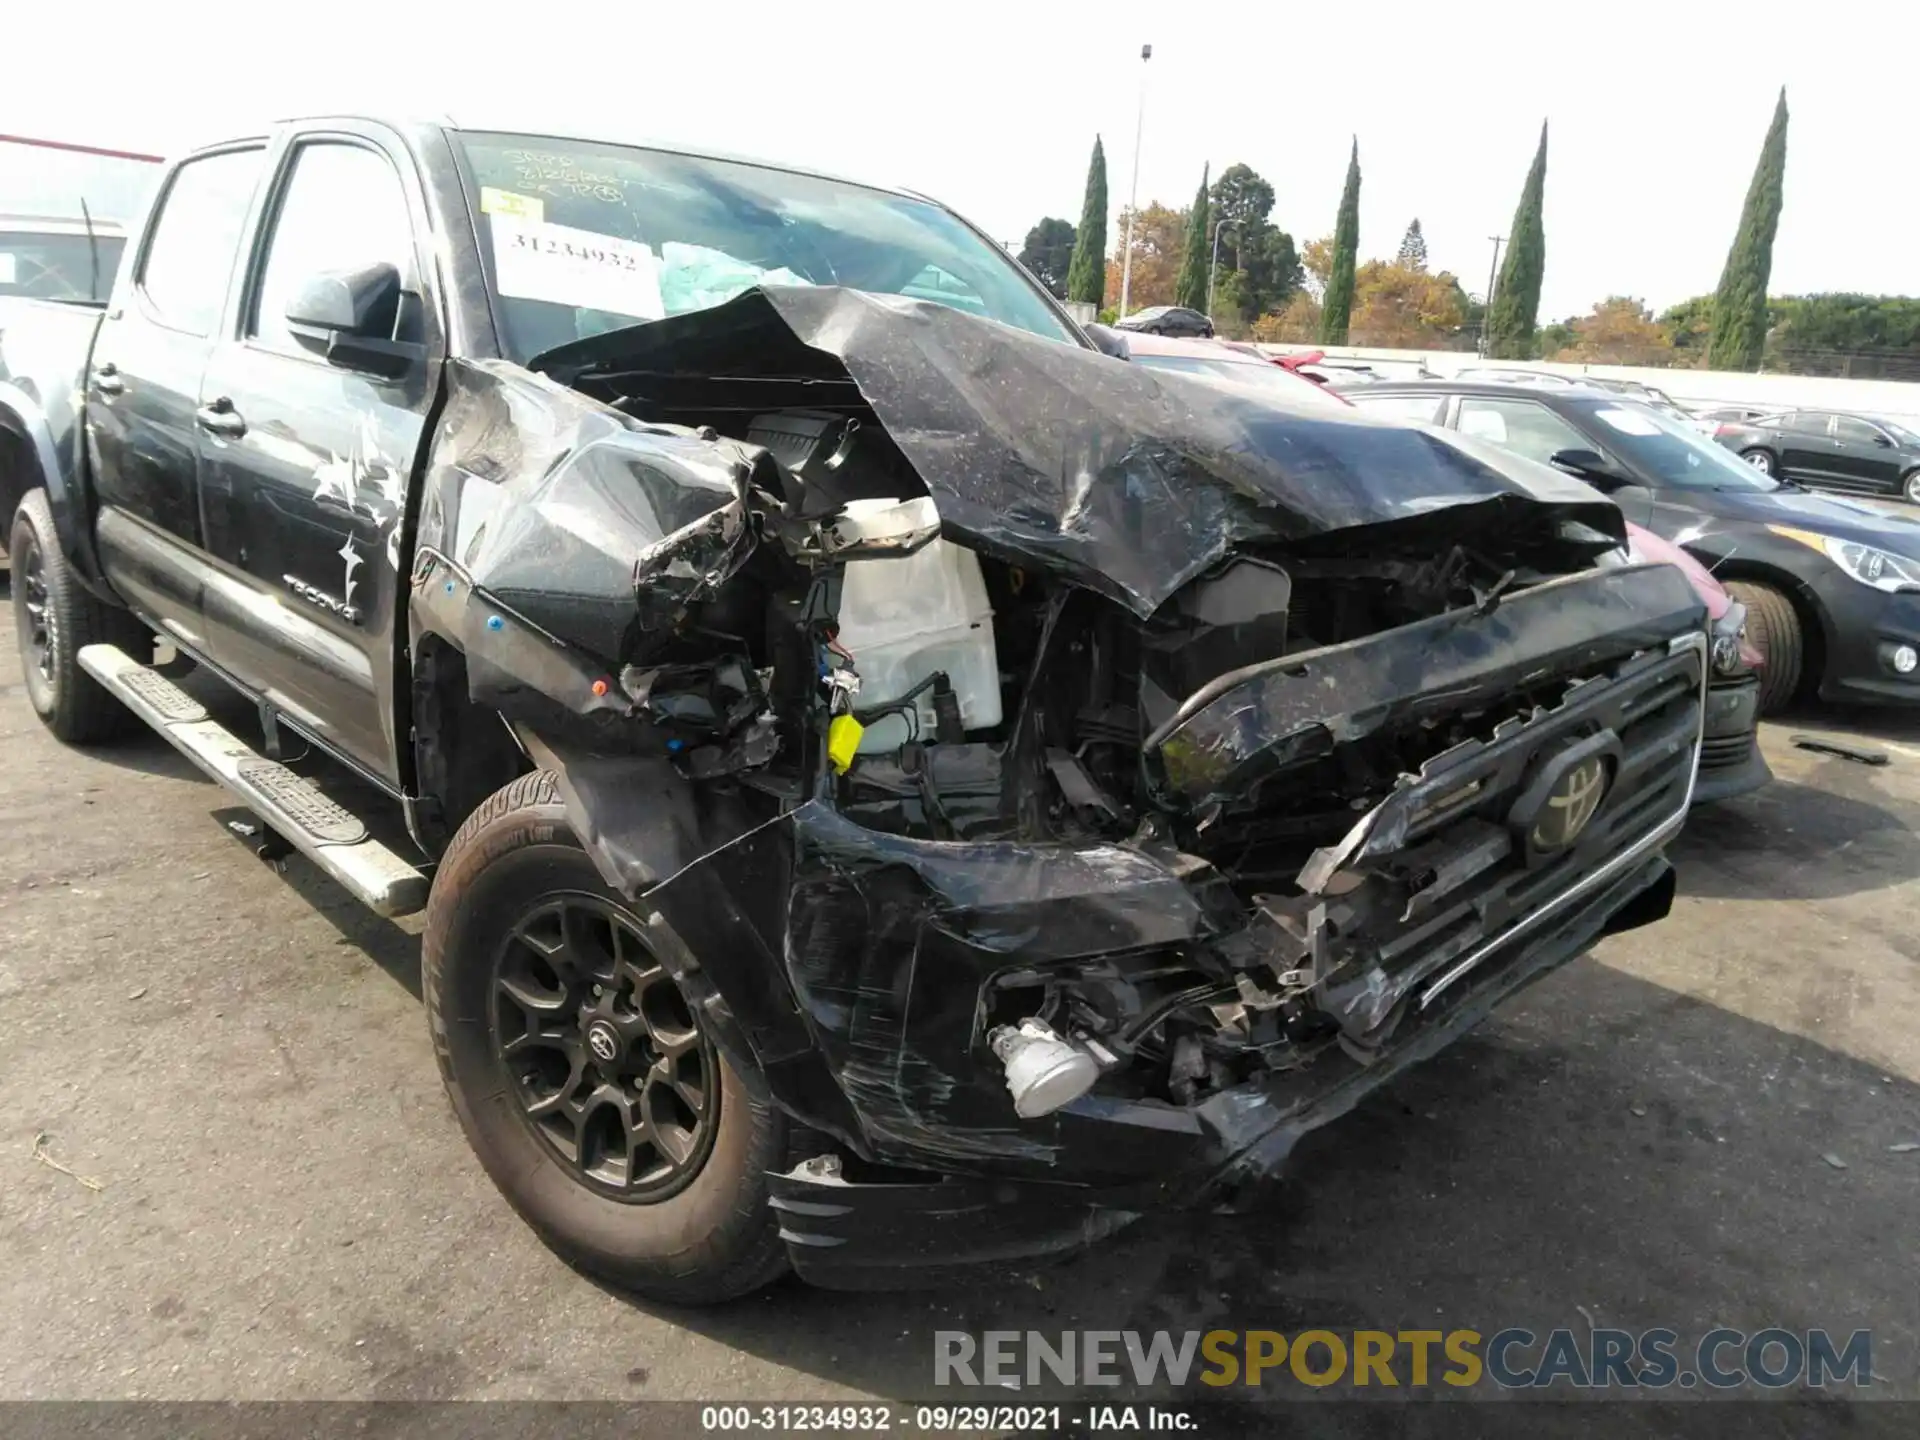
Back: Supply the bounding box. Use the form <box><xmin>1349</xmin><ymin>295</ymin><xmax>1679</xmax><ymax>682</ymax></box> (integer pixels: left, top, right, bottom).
<box><xmin>423</xmin><ymin>772</ymin><xmax>793</xmax><ymax>1303</ymax></box>
<box><xmin>9</xmin><ymin>489</ymin><xmax>148</xmax><ymax>743</ymax></box>
<box><xmin>1725</xmin><ymin>580</ymin><xmax>1803</xmax><ymax>715</ymax></box>
<box><xmin>1902</xmin><ymin>469</ymin><xmax>1920</xmax><ymax>505</ymax></box>
<box><xmin>1739</xmin><ymin>447</ymin><xmax>1778</xmax><ymax>476</ymax></box>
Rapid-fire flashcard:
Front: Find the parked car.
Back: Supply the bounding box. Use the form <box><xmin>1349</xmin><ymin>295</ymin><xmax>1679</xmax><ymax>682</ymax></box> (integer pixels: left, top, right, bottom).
<box><xmin>1617</xmin><ymin>525</ymin><xmax>1770</xmax><ymax>802</ymax></box>
<box><xmin>1712</xmin><ymin>410</ymin><xmax>1920</xmax><ymax>504</ymax></box>
<box><xmin>0</xmin><ymin>216</ymin><xmax>131</xmax><ymax>303</ymax></box>
<box><xmin>1346</xmin><ymin>381</ymin><xmax>1920</xmax><ymax>713</ymax></box>
<box><xmin>1112</xmin><ymin>304</ymin><xmax>1214</xmax><ymax>337</ymax></box>
<box><xmin>1</xmin><ymin>117</ymin><xmax>1706</xmax><ymax>1302</ymax></box>
<box><xmin>1120</xmin><ymin>333</ymin><xmax>1349</xmax><ymax>406</ymax></box>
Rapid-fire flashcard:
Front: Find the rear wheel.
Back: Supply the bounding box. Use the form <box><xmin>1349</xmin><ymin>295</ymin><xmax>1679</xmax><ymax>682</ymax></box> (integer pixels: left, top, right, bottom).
<box><xmin>423</xmin><ymin>772</ymin><xmax>793</xmax><ymax>1303</ymax></box>
<box><xmin>9</xmin><ymin>489</ymin><xmax>148</xmax><ymax>744</ymax></box>
<box><xmin>1726</xmin><ymin>580</ymin><xmax>1803</xmax><ymax>715</ymax></box>
<box><xmin>1902</xmin><ymin>469</ymin><xmax>1920</xmax><ymax>504</ymax></box>
<box><xmin>1740</xmin><ymin>447</ymin><xmax>1777</xmax><ymax>476</ymax></box>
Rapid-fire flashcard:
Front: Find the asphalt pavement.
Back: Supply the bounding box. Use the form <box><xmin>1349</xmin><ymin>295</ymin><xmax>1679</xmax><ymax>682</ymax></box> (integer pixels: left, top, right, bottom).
<box><xmin>1</xmin><ymin>576</ymin><xmax>1916</xmax><ymax>1416</ymax></box>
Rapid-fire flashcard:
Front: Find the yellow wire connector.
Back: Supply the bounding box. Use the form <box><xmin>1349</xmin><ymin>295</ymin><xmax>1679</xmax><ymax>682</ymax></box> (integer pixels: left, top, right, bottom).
<box><xmin>827</xmin><ymin>714</ymin><xmax>865</xmax><ymax>774</ymax></box>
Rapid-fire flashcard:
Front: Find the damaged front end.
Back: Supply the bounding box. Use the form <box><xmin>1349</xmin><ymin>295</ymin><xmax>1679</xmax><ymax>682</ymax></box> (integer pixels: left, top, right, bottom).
<box><xmin>411</xmin><ymin>288</ymin><xmax>1705</xmax><ymax>1287</ymax></box>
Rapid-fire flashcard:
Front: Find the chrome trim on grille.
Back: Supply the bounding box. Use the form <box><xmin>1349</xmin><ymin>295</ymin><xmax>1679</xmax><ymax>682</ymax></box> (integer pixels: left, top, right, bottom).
<box><xmin>1415</xmin><ymin>630</ymin><xmax>1707</xmax><ymax>1011</ymax></box>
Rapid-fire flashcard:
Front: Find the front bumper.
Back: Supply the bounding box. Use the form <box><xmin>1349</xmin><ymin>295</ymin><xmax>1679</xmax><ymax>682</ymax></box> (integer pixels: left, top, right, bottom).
<box><xmin>1815</xmin><ymin>582</ymin><xmax>1920</xmax><ymax>706</ymax></box>
<box><xmin>1692</xmin><ymin>671</ymin><xmax>1770</xmax><ymax>803</ymax></box>
<box><xmin>768</xmin><ymin>852</ymin><xmax>1678</xmax><ymax>1289</ymax></box>
<box><xmin>635</xmin><ymin>568</ymin><xmax>1705</xmax><ymax>1285</ymax></box>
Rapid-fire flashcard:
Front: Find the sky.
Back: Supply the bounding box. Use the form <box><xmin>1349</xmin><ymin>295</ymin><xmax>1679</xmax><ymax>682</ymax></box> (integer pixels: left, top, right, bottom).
<box><xmin>6</xmin><ymin>0</ymin><xmax>1916</xmax><ymax>320</ymax></box>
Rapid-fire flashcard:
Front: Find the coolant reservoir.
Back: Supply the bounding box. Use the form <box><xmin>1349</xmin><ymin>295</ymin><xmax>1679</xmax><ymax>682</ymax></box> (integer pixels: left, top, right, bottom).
<box><xmin>835</xmin><ymin>522</ymin><xmax>1001</xmax><ymax>754</ymax></box>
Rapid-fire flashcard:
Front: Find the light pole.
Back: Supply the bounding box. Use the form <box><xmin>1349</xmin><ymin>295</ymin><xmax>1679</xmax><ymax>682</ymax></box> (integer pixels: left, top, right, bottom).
<box><xmin>1207</xmin><ymin>218</ymin><xmax>1238</xmax><ymax>319</ymax></box>
<box><xmin>1479</xmin><ymin>234</ymin><xmax>1505</xmax><ymax>356</ymax></box>
<box><xmin>1118</xmin><ymin>43</ymin><xmax>1152</xmax><ymax>320</ymax></box>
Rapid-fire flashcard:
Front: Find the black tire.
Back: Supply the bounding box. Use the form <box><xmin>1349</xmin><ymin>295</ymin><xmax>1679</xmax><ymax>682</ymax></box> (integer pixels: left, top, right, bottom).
<box><xmin>1738</xmin><ymin>447</ymin><xmax>1778</xmax><ymax>477</ymax></box>
<box><xmin>1902</xmin><ymin>469</ymin><xmax>1920</xmax><ymax>505</ymax></box>
<box><xmin>9</xmin><ymin>489</ymin><xmax>147</xmax><ymax>744</ymax></box>
<box><xmin>423</xmin><ymin>772</ymin><xmax>792</xmax><ymax>1304</ymax></box>
<box><xmin>1726</xmin><ymin>580</ymin><xmax>1803</xmax><ymax>715</ymax></box>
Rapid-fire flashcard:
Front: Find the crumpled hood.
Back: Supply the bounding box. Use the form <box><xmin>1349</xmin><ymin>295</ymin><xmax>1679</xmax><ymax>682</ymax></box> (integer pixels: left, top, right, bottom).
<box><xmin>533</xmin><ymin>286</ymin><xmax>1626</xmax><ymax>617</ymax></box>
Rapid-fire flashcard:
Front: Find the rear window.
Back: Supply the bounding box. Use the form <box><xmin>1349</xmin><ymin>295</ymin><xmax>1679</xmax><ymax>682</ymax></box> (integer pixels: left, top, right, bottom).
<box><xmin>0</xmin><ymin>230</ymin><xmax>125</xmax><ymax>302</ymax></box>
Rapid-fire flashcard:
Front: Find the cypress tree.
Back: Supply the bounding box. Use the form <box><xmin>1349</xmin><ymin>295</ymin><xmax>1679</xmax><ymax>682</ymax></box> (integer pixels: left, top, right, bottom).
<box><xmin>1175</xmin><ymin>165</ymin><xmax>1211</xmax><ymax>312</ymax></box>
<box><xmin>1707</xmin><ymin>89</ymin><xmax>1789</xmax><ymax>371</ymax></box>
<box><xmin>1320</xmin><ymin>139</ymin><xmax>1361</xmax><ymax>344</ymax></box>
<box><xmin>1486</xmin><ymin>121</ymin><xmax>1548</xmax><ymax>359</ymax></box>
<box><xmin>1066</xmin><ymin>137</ymin><xmax>1109</xmax><ymax>306</ymax></box>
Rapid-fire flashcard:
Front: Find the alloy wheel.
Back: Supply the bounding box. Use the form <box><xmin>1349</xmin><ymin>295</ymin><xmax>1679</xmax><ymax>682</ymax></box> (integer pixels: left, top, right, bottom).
<box><xmin>15</xmin><ymin>531</ymin><xmax>56</xmax><ymax>688</ymax></box>
<box><xmin>492</xmin><ymin>894</ymin><xmax>719</xmax><ymax>1202</ymax></box>
<box><xmin>1742</xmin><ymin>450</ymin><xmax>1775</xmax><ymax>474</ymax></box>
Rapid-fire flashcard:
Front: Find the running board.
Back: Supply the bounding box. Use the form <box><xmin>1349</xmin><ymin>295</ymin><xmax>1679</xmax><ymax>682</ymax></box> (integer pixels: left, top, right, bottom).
<box><xmin>78</xmin><ymin>644</ymin><xmax>429</xmax><ymax>917</ymax></box>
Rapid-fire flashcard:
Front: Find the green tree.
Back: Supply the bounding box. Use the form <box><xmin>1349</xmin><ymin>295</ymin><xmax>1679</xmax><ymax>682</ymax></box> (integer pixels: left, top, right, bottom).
<box><xmin>1066</xmin><ymin>137</ymin><xmax>1109</xmax><ymax>306</ymax></box>
<box><xmin>1396</xmin><ymin>219</ymin><xmax>1428</xmax><ymax>271</ymax></box>
<box><xmin>1175</xmin><ymin>165</ymin><xmax>1211</xmax><ymax>311</ymax></box>
<box><xmin>1708</xmin><ymin>89</ymin><xmax>1789</xmax><ymax>371</ymax></box>
<box><xmin>1660</xmin><ymin>296</ymin><xmax>1715</xmax><ymax>361</ymax></box>
<box><xmin>1017</xmin><ymin>217</ymin><xmax>1076</xmax><ymax>298</ymax></box>
<box><xmin>1320</xmin><ymin>139</ymin><xmax>1361</xmax><ymax>344</ymax></box>
<box><xmin>1208</xmin><ymin>162</ymin><xmax>1276</xmax><ymax>270</ymax></box>
<box><xmin>1485</xmin><ymin>121</ymin><xmax>1548</xmax><ymax>359</ymax></box>
<box><xmin>1241</xmin><ymin>226</ymin><xmax>1303</xmax><ymax>318</ymax></box>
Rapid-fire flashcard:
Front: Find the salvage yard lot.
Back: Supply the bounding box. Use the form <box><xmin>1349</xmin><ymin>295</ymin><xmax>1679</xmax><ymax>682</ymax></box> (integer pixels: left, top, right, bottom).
<box><xmin>1</xmin><ymin>580</ymin><xmax>1916</xmax><ymax>1406</ymax></box>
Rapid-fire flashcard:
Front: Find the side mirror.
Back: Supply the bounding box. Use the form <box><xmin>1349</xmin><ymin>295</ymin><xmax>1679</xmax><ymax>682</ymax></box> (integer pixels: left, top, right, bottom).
<box><xmin>1550</xmin><ymin>447</ymin><xmax>1634</xmax><ymax>491</ymax></box>
<box><xmin>1873</xmin><ymin>432</ymin><xmax>1894</xmax><ymax>448</ymax></box>
<box><xmin>1084</xmin><ymin>323</ymin><xmax>1131</xmax><ymax>360</ymax></box>
<box><xmin>285</xmin><ymin>262</ymin><xmax>425</xmax><ymax>379</ymax></box>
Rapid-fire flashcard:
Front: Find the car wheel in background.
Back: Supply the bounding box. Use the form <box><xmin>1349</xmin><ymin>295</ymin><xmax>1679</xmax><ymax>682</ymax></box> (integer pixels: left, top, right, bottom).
<box><xmin>424</xmin><ymin>772</ymin><xmax>795</xmax><ymax>1304</ymax></box>
<box><xmin>1726</xmin><ymin>580</ymin><xmax>1802</xmax><ymax>715</ymax></box>
<box><xmin>1903</xmin><ymin>469</ymin><xmax>1920</xmax><ymax>504</ymax></box>
<box><xmin>1740</xmin><ymin>448</ymin><xmax>1777</xmax><ymax>476</ymax></box>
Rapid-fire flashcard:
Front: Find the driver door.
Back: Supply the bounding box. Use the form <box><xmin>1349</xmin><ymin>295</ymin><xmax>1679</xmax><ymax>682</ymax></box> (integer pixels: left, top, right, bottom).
<box><xmin>195</xmin><ymin>127</ymin><xmax>445</xmax><ymax>787</ymax></box>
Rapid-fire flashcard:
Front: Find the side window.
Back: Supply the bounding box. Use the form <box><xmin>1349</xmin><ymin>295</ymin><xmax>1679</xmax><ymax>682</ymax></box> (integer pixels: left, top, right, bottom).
<box><xmin>250</xmin><ymin>142</ymin><xmax>414</xmax><ymax>356</ymax></box>
<box><xmin>1455</xmin><ymin>397</ymin><xmax>1590</xmax><ymax>466</ymax></box>
<box><xmin>1347</xmin><ymin>393</ymin><xmax>1445</xmax><ymax>424</ymax></box>
<box><xmin>1832</xmin><ymin>416</ymin><xmax>1882</xmax><ymax>445</ymax></box>
<box><xmin>1783</xmin><ymin>412</ymin><xmax>1829</xmax><ymax>435</ymax></box>
<box><xmin>138</xmin><ymin>148</ymin><xmax>266</xmax><ymax>335</ymax></box>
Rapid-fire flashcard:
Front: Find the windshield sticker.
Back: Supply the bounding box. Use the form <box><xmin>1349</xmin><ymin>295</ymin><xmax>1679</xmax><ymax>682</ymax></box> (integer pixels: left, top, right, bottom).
<box><xmin>490</xmin><ymin>213</ymin><xmax>663</xmax><ymax>321</ymax></box>
<box><xmin>1595</xmin><ymin>407</ymin><xmax>1661</xmax><ymax>436</ymax></box>
<box><xmin>479</xmin><ymin>186</ymin><xmax>544</xmax><ymax>224</ymax></box>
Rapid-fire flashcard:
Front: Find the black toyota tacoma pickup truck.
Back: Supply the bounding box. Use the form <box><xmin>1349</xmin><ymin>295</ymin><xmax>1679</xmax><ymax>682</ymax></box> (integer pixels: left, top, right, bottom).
<box><xmin>0</xmin><ymin>117</ymin><xmax>1707</xmax><ymax>1301</ymax></box>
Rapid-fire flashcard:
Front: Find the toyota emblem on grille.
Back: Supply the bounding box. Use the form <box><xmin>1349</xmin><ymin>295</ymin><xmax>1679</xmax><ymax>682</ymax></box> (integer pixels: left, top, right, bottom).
<box><xmin>1531</xmin><ymin>755</ymin><xmax>1610</xmax><ymax>852</ymax></box>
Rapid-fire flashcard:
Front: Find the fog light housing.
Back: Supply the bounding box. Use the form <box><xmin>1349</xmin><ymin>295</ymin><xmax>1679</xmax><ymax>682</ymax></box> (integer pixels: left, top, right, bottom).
<box><xmin>1892</xmin><ymin>644</ymin><xmax>1919</xmax><ymax>676</ymax></box>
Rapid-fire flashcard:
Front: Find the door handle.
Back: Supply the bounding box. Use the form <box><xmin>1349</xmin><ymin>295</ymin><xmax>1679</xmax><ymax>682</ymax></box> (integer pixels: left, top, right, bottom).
<box><xmin>93</xmin><ymin>362</ymin><xmax>126</xmax><ymax>396</ymax></box>
<box><xmin>195</xmin><ymin>397</ymin><xmax>248</xmax><ymax>439</ymax></box>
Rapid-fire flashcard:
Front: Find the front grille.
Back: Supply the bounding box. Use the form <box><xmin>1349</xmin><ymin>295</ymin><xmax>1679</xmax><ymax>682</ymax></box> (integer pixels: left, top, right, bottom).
<box><xmin>1699</xmin><ymin>731</ymin><xmax>1756</xmax><ymax>770</ymax></box>
<box><xmin>1235</xmin><ymin>636</ymin><xmax>1705</xmax><ymax>1032</ymax></box>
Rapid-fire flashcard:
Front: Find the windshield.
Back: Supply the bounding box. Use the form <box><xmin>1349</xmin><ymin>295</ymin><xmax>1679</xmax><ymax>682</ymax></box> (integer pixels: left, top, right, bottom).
<box><xmin>0</xmin><ymin>229</ymin><xmax>126</xmax><ymax>302</ymax></box>
<box><xmin>1878</xmin><ymin>419</ymin><xmax>1920</xmax><ymax>446</ymax></box>
<box><xmin>1583</xmin><ymin>401</ymin><xmax>1784</xmax><ymax>491</ymax></box>
<box><xmin>1129</xmin><ymin>353</ymin><xmax>1349</xmax><ymax>409</ymax></box>
<box><xmin>455</xmin><ymin>133</ymin><xmax>1076</xmax><ymax>361</ymax></box>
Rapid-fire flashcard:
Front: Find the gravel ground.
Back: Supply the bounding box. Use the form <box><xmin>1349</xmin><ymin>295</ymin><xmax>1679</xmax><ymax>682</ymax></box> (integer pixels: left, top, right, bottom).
<box><xmin>1</xmin><ymin>576</ymin><xmax>1916</xmax><ymax>1414</ymax></box>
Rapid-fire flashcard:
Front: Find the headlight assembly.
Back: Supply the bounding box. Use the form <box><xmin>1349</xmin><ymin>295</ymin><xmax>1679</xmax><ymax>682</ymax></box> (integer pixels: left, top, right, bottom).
<box><xmin>1768</xmin><ymin>525</ymin><xmax>1920</xmax><ymax>593</ymax></box>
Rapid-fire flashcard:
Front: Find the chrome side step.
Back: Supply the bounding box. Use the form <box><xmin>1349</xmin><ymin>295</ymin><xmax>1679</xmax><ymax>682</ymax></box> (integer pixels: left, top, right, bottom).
<box><xmin>79</xmin><ymin>644</ymin><xmax>429</xmax><ymax>917</ymax></box>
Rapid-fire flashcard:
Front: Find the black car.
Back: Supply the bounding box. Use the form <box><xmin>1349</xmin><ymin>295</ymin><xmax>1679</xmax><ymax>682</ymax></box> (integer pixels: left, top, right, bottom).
<box><xmin>1712</xmin><ymin>409</ymin><xmax>1920</xmax><ymax>504</ymax></box>
<box><xmin>1113</xmin><ymin>304</ymin><xmax>1214</xmax><ymax>337</ymax></box>
<box><xmin>1348</xmin><ymin>381</ymin><xmax>1920</xmax><ymax>714</ymax></box>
